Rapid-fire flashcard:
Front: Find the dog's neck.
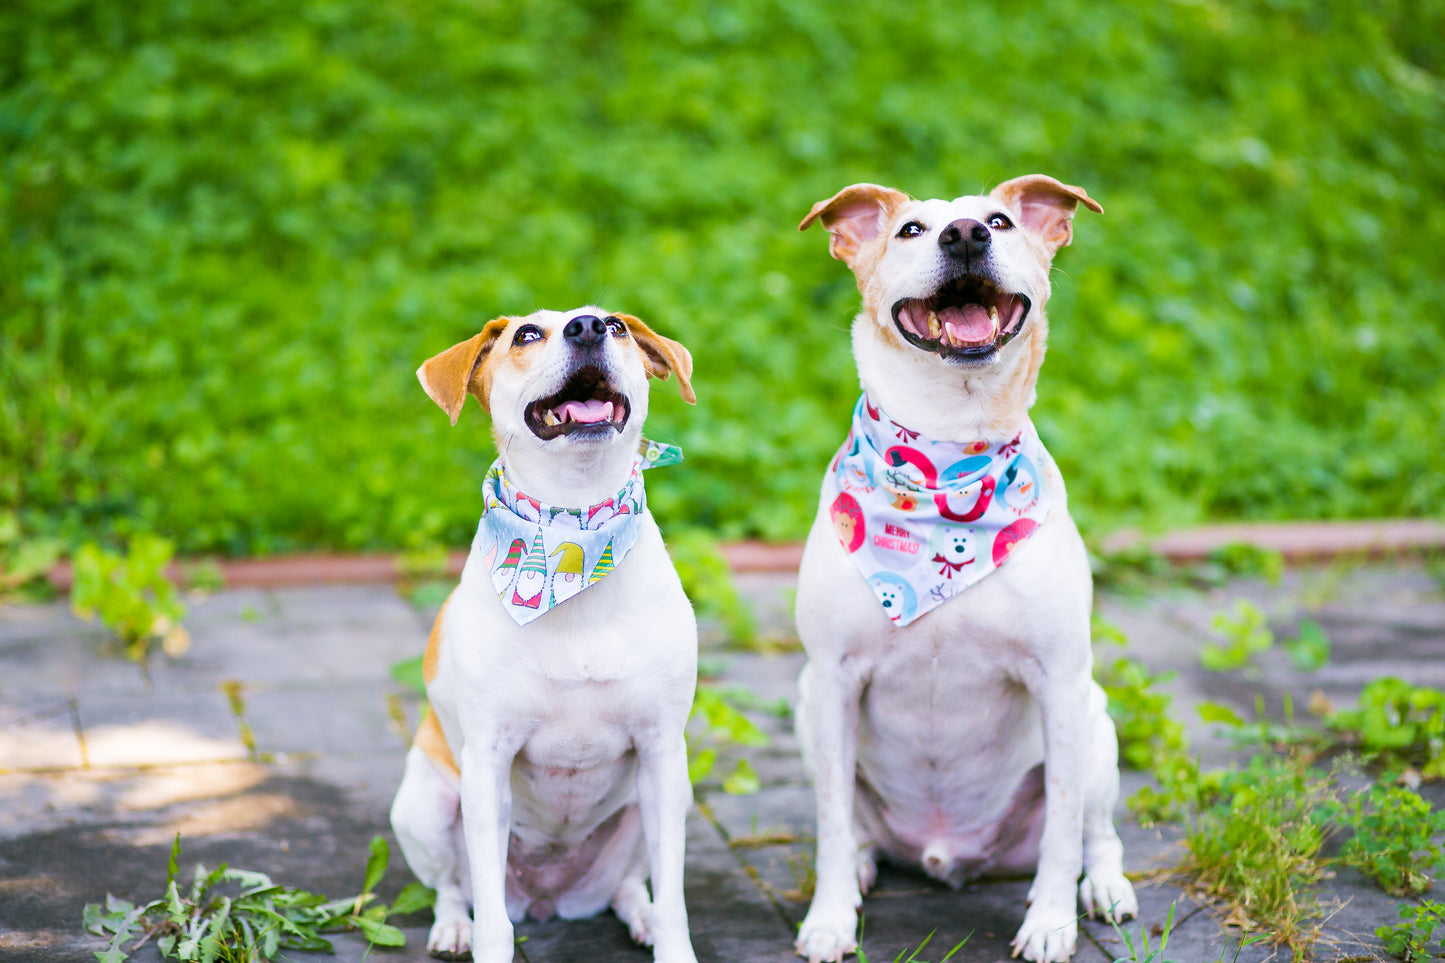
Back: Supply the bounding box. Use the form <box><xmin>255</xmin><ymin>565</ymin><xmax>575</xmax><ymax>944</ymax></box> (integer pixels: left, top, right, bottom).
<box><xmin>851</xmin><ymin>310</ymin><xmax>1049</xmax><ymax>443</ymax></box>
<box><xmin>495</xmin><ymin>435</ymin><xmax>641</xmax><ymax>508</ymax></box>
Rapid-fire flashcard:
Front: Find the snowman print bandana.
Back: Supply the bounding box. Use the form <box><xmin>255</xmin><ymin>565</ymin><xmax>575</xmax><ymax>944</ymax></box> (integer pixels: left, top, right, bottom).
<box><xmin>823</xmin><ymin>394</ymin><xmax>1052</xmax><ymax>627</ymax></box>
<box><xmin>473</xmin><ymin>439</ymin><xmax>682</xmax><ymax>627</ymax></box>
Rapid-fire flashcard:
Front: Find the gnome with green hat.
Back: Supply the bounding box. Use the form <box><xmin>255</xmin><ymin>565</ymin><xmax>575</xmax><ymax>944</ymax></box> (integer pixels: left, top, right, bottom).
<box><xmin>511</xmin><ymin>530</ymin><xmax>548</xmax><ymax>609</ymax></box>
<box><xmin>548</xmin><ymin>542</ymin><xmax>587</xmax><ymax>607</ymax></box>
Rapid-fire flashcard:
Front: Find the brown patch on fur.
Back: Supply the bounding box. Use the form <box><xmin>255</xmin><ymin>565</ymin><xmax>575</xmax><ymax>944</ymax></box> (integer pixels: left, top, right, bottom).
<box><xmin>618</xmin><ymin>313</ymin><xmax>696</xmax><ymax>403</ymax></box>
<box><xmin>414</xmin><ymin>708</ymin><xmax>459</xmax><ymax>777</ymax></box>
<box><xmin>422</xmin><ymin>591</ymin><xmax>451</xmax><ymax>686</ymax></box>
<box><xmin>991</xmin><ymin>175</ymin><xmax>1103</xmax><ymax>254</ymax></box>
<box><xmin>800</xmin><ymin>183</ymin><xmax>912</xmax><ymax>272</ymax></box>
<box><xmin>417</xmin><ymin>317</ymin><xmax>512</xmax><ymax>424</ymax></box>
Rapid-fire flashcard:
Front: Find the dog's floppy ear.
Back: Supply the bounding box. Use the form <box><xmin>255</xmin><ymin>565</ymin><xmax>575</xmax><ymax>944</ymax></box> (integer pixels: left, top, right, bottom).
<box><xmin>799</xmin><ymin>183</ymin><xmax>912</xmax><ymax>267</ymax></box>
<box><xmin>619</xmin><ymin>314</ymin><xmax>696</xmax><ymax>404</ymax></box>
<box><xmin>991</xmin><ymin>175</ymin><xmax>1103</xmax><ymax>254</ymax></box>
<box><xmin>417</xmin><ymin>317</ymin><xmax>511</xmax><ymax>424</ymax></box>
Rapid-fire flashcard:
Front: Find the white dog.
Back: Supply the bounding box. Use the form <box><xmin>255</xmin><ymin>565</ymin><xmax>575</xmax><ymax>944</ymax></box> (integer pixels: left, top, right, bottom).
<box><xmin>390</xmin><ymin>308</ymin><xmax>700</xmax><ymax>963</ymax></box>
<box><xmin>792</xmin><ymin>177</ymin><xmax>1137</xmax><ymax>963</ymax></box>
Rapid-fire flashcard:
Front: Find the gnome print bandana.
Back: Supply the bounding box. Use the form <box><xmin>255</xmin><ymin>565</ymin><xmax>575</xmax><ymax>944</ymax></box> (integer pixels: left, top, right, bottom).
<box><xmin>823</xmin><ymin>394</ymin><xmax>1052</xmax><ymax>627</ymax></box>
<box><xmin>473</xmin><ymin>440</ymin><xmax>682</xmax><ymax>627</ymax></box>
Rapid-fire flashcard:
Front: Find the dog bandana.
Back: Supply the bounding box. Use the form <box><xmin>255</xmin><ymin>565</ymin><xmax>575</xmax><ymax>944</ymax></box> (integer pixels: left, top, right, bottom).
<box><xmin>472</xmin><ymin>439</ymin><xmax>682</xmax><ymax>627</ymax></box>
<box><xmin>823</xmin><ymin>393</ymin><xmax>1052</xmax><ymax>627</ymax></box>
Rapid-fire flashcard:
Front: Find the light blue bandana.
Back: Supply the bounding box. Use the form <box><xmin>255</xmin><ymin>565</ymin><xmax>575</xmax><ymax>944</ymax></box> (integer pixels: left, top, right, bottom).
<box><xmin>822</xmin><ymin>394</ymin><xmax>1052</xmax><ymax>627</ymax></box>
<box><xmin>473</xmin><ymin>440</ymin><xmax>682</xmax><ymax>626</ymax></box>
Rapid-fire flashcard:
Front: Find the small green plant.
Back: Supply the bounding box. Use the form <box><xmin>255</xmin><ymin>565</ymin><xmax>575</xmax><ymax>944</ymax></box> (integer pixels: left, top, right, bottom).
<box><xmin>1180</xmin><ymin>752</ymin><xmax>1342</xmax><ymax>957</ymax></box>
<box><xmin>1379</xmin><ymin>900</ymin><xmax>1445</xmax><ymax>961</ymax></box>
<box><xmin>1282</xmin><ymin>618</ymin><xmax>1330</xmax><ymax>672</ymax></box>
<box><xmin>854</xmin><ymin>920</ymin><xmax>967</xmax><ymax>963</ymax></box>
<box><xmin>667</xmin><ymin>529</ymin><xmax>758</xmax><ymax>648</ymax></box>
<box><xmin>84</xmin><ymin>834</ymin><xmax>433</xmax><ymax>962</ymax></box>
<box><xmin>1207</xmin><ymin>543</ymin><xmax>1285</xmax><ymax>586</ymax></box>
<box><xmin>0</xmin><ymin>511</ymin><xmax>64</xmax><ymax>602</ymax></box>
<box><xmin>1200</xmin><ymin>599</ymin><xmax>1274</xmax><ymax>672</ymax></box>
<box><xmin>71</xmin><ymin>535</ymin><xmax>189</xmax><ymax>662</ymax></box>
<box><xmin>688</xmin><ymin>686</ymin><xmax>769</xmax><ymax>794</ymax></box>
<box><xmin>1108</xmin><ymin>901</ymin><xmax>1268</xmax><ymax>963</ymax></box>
<box><xmin>1325</xmin><ymin>677</ymin><xmax>1445</xmax><ymax>779</ymax></box>
<box><xmin>1097</xmin><ymin>657</ymin><xmax>1187</xmax><ymax>773</ymax></box>
<box><xmin>1340</xmin><ymin>784</ymin><xmax>1445</xmax><ymax>896</ymax></box>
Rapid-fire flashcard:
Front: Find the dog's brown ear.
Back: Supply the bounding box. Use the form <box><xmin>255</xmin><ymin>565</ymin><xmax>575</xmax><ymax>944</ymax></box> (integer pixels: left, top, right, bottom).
<box><xmin>799</xmin><ymin>183</ymin><xmax>912</xmax><ymax>267</ymax></box>
<box><xmin>991</xmin><ymin>175</ymin><xmax>1103</xmax><ymax>254</ymax></box>
<box><xmin>417</xmin><ymin>317</ymin><xmax>511</xmax><ymax>424</ymax></box>
<box><xmin>619</xmin><ymin>314</ymin><xmax>696</xmax><ymax>404</ymax></box>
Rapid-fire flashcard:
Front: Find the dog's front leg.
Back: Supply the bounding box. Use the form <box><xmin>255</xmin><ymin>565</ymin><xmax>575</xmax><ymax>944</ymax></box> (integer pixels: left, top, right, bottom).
<box><xmin>1010</xmin><ymin>661</ymin><xmax>1091</xmax><ymax>963</ymax></box>
<box><xmin>635</xmin><ymin>729</ymin><xmax>698</xmax><ymax>963</ymax></box>
<box><xmin>796</xmin><ymin>659</ymin><xmax>865</xmax><ymax>963</ymax></box>
<box><xmin>460</xmin><ymin>737</ymin><xmax>521</xmax><ymax>963</ymax></box>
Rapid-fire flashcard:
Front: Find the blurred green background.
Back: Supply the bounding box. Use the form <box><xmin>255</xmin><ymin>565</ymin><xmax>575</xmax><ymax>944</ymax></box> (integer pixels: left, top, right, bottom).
<box><xmin>3</xmin><ymin>0</ymin><xmax>1442</xmax><ymax>556</ymax></box>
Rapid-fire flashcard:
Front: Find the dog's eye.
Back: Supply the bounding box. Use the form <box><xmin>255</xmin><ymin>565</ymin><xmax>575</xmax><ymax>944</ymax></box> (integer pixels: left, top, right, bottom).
<box><xmin>604</xmin><ymin>316</ymin><xmax>626</xmax><ymax>337</ymax></box>
<box><xmin>987</xmin><ymin>213</ymin><xmax>1014</xmax><ymax>230</ymax></box>
<box><xmin>896</xmin><ymin>221</ymin><xmax>926</xmax><ymax>239</ymax></box>
<box><xmin>513</xmin><ymin>325</ymin><xmax>544</xmax><ymax>346</ymax></box>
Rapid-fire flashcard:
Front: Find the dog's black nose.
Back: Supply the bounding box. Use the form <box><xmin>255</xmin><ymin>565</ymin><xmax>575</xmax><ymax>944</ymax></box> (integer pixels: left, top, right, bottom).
<box><xmin>939</xmin><ymin>218</ymin><xmax>991</xmax><ymax>260</ymax></box>
<box><xmin>564</xmin><ymin>315</ymin><xmax>607</xmax><ymax>346</ymax></box>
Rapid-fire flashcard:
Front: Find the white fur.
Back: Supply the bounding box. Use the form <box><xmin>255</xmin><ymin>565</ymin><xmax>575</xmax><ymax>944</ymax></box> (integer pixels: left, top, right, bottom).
<box><xmin>793</xmin><ymin>187</ymin><xmax>1136</xmax><ymax>963</ymax></box>
<box><xmin>391</xmin><ymin>308</ymin><xmax>700</xmax><ymax>963</ymax></box>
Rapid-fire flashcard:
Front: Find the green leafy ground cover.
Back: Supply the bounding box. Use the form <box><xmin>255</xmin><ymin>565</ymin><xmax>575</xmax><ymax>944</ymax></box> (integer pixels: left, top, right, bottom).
<box><xmin>3</xmin><ymin>0</ymin><xmax>1443</xmax><ymax>555</ymax></box>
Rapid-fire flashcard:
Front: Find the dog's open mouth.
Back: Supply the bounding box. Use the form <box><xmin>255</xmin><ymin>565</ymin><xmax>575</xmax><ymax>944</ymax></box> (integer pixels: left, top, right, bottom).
<box><xmin>524</xmin><ymin>366</ymin><xmax>630</xmax><ymax>440</ymax></box>
<box><xmin>891</xmin><ymin>276</ymin><xmax>1031</xmax><ymax>362</ymax></box>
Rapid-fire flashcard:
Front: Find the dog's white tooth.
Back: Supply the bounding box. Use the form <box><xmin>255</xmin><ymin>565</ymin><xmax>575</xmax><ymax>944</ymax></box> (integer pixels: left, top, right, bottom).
<box><xmin>989</xmin><ymin>305</ymin><xmax>1000</xmax><ymax>333</ymax></box>
<box><xmin>601</xmin><ymin>401</ymin><xmax>614</xmax><ymax>421</ymax></box>
<box><xmin>543</xmin><ymin>410</ymin><xmax>560</xmax><ymax>427</ymax></box>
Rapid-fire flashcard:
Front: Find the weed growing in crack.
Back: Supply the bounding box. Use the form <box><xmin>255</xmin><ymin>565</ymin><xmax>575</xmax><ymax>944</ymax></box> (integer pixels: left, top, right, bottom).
<box><xmin>1379</xmin><ymin>901</ymin><xmax>1445</xmax><ymax>962</ymax></box>
<box><xmin>1340</xmin><ymin>784</ymin><xmax>1445</xmax><ymax>897</ymax></box>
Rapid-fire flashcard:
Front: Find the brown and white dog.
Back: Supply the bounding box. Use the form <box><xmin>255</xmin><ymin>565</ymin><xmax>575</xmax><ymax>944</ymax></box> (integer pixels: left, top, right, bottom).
<box><xmin>390</xmin><ymin>308</ymin><xmax>700</xmax><ymax>963</ymax></box>
<box><xmin>791</xmin><ymin>178</ymin><xmax>1137</xmax><ymax>963</ymax></box>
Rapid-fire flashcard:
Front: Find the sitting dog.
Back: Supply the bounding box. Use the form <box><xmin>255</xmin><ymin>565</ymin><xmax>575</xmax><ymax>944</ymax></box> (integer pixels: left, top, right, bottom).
<box><xmin>791</xmin><ymin>177</ymin><xmax>1137</xmax><ymax>963</ymax></box>
<box><xmin>390</xmin><ymin>308</ymin><xmax>700</xmax><ymax>963</ymax></box>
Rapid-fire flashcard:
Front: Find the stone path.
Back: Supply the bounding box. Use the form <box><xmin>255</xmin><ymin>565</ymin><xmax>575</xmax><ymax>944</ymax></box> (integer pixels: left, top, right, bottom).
<box><xmin>2</xmin><ymin>561</ymin><xmax>1441</xmax><ymax>962</ymax></box>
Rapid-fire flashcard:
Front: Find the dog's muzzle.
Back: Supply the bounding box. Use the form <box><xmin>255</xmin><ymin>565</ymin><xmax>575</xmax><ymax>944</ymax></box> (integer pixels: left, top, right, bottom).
<box><xmin>890</xmin><ymin>275</ymin><xmax>1031</xmax><ymax>364</ymax></box>
<box><xmin>524</xmin><ymin>365</ymin><xmax>630</xmax><ymax>440</ymax></box>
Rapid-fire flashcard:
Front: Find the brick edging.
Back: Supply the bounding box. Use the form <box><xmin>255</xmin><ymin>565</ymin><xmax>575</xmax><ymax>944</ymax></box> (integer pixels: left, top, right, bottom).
<box><xmin>40</xmin><ymin>519</ymin><xmax>1445</xmax><ymax>589</ymax></box>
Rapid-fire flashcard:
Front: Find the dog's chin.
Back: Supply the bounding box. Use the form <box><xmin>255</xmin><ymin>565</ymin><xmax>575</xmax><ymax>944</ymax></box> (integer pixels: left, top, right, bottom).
<box><xmin>524</xmin><ymin>365</ymin><xmax>632</xmax><ymax>442</ymax></box>
<box><xmin>890</xmin><ymin>276</ymin><xmax>1031</xmax><ymax>367</ymax></box>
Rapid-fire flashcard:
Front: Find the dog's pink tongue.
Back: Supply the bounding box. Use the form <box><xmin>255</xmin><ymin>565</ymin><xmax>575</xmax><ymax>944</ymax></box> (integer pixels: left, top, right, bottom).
<box><xmin>940</xmin><ymin>304</ymin><xmax>996</xmax><ymax>345</ymax></box>
<box><xmin>559</xmin><ymin>399</ymin><xmax>614</xmax><ymax>424</ymax></box>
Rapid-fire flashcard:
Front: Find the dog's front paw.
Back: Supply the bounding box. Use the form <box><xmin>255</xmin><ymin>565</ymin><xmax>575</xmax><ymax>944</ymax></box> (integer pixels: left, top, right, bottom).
<box><xmin>620</xmin><ymin>902</ymin><xmax>653</xmax><ymax>946</ymax></box>
<box><xmin>427</xmin><ymin>915</ymin><xmax>472</xmax><ymax>961</ymax></box>
<box><xmin>1079</xmin><ymin>871</ymin><xmax>1138</xmax><ymax>923</ymax></box>
<box><xmin>1009</xmin><ymin>902</ymin><xmax>1077</xmax><ymax>963</ymax></box>
<box><xmin>795</xmin><ymin>903</ymin><xmax>858</xmax><ymax>963</ymax></box>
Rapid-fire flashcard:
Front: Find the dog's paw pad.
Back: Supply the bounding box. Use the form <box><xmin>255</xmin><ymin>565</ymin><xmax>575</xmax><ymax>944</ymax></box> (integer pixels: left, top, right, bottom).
<box><xmin>427</xmin><ymin>917</ymin><xmax>473</xmax><ymax>961</ymax></box>
<box><xmin>1010</xmin><ymin>905</ymin><xmax>1076</xmax><ymax>963</ymax></box>
<box><xmin>1079</xmin><ymin>872</ymin><xmax>1138</xmax><ymax>923</ymax></box>
<box><xmin>795</xmin><ymin>905</ymin><xmax>858</xmax><ymax>963</ymax></box>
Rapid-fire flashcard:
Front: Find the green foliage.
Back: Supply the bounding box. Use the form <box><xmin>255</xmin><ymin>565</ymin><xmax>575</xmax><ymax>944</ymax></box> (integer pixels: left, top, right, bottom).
<box><xmin>1181</xmin><ymin>753</ymin><xmax>1342</xmax><ymax>957</ymax></box>
<box><xmin>1380</xmin><ymin>901</ymin><xmax>1445</xmax><ymax>962</ymax></box>
<box><xmin>667</xmin><ymin>528</ymin><xmax>758</xmax><ymax>647</ymax></box>
<box><xmin>1282</xmin><ymin>618</ymin><xmax>1330</xmax><ymax>672</ymax></box>
<box><xmin>1096</xmin><ymin>657</ymin><xmax>1187</xmax><ymax>772</ymax></box>
<box><xmin>1207</xmin><ymin>544</ymin><xmax>1284</xmax><ymax>586</ymax></box>
<box><xmin>70</xmin><ymin>534</ymin><xmax>188</xmax><ymax>662</ymax></box>
<box><xmin>1108</xmin><ymin>901</ymin><xmax>1267</xmax><ymax>963</ymax></box>
<box><xmin>855</xmin><ymin>922</ymin><xmax>967</xmax><ymax>963</ymax></box>
<box><xmin>0</xmin><ymin>510</ymin><xmax>63</xmax><ymax>601</ymax></box>
<box><xmin>1201</xmin><ymin>600</ymin><xmax>1274</xmax><ymax>672</ymax></box>
<box><xmin>83</xmin><ymin>833</ymin><xmax>432</xmax><ymax>962</ymax></box>
<box><xmin>3</xmin><ymin>0</ymin><xmax>1443</xmax><ymax>553</ymax></box>
<box><xmin>1340</xmin><ymin>784</ymin><xmax>1445</xmax><ymax>897</ymax></box>
<box><xmin>1325</xmin><ymin>677</ymin><xmax>1445</xmax><ymax>779</ymax></box>
<box><xmin>688</xmin><ymin>685</ymin><xmax>769</xmax><ymax>794</ymax></box>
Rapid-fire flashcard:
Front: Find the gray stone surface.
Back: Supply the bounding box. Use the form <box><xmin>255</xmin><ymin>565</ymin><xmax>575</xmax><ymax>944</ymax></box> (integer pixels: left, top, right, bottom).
<box><xmin>3</xmin><ymin>562</ymin><xmax>1439</xmax><ymax>961</ymax></box>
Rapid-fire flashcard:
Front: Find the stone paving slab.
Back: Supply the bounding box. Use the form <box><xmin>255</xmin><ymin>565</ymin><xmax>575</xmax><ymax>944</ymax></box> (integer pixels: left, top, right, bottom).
<box><xmin>3</xmin><ymin>565</ymin><xmax>1438</xmax><ymax>962</ymax></box>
